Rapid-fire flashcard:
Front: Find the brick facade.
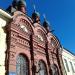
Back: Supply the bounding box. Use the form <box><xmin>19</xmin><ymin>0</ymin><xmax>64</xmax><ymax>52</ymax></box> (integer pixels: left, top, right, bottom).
<box><xmin>5</xmin><ymin>11</ymin><xmax>63</xmax><ymax>75</ymax></box>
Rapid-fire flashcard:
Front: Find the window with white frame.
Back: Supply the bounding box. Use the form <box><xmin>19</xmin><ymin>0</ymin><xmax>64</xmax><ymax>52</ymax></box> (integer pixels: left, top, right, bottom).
<box><xmin>64</xmin><ymin>59</ymin><xmax>70</xmax><ymax>72</ymax></box>
<box><xmin>70</xmin><ymin>62</ymin><xmax>75</xmax><ymax>73</ymax></box>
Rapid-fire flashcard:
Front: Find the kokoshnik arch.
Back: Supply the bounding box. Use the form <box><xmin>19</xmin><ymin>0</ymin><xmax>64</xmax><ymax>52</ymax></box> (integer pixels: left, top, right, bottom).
<box><xmin>3</xmin><ymin>0</ymin><xmax>65</xmax><ymax>75</ymax></box>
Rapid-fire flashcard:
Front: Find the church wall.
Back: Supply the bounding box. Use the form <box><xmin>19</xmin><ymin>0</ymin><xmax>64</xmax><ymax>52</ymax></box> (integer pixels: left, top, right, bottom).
<box><xmin>0</xmin><ymin>1</ymin><xmax>63</xmax><ymax>74</ymax></box>
<box><xmin>0</xmin><ymin>9</ymin><xmax>12</xmax><ymax>75</ymax></box>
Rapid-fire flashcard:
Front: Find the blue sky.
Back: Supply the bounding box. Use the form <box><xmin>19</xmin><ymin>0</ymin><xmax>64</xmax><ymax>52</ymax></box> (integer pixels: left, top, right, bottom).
<box><xmin>0</xmin><ymin>0</ymin><xmax>75</xmax><ymax>54</ymax></box>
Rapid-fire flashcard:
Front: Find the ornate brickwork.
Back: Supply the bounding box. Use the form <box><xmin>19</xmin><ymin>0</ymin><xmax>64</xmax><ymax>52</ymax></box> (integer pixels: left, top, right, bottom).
<box><xmin>5</xmin><ymin>0</ymin><xmax>64</xmax><ymax>75</ymax></box>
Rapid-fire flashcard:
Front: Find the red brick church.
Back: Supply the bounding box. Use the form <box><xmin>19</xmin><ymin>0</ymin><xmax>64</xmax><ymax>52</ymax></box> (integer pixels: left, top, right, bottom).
<box><xmin>5</xmin><ymin>0</ymin><xmax>64</xmax><ymax>75</ymax></box>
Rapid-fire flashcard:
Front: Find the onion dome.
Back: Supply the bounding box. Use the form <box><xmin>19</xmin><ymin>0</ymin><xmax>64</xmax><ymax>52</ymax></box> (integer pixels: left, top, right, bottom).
<box><xmin>32</xmin><ymin>10</ymin><xmax>40</xmax><ymax>23</ymax></box>
<box><xmin>6</xmin><ymin>0</ymin><xmax>18</xmax><ymax>15</ymax></box>
<box><xmin>17</xmin><ymin>0</ymin><xmax>26</xmax><ymax>7</ymax></box>
<box><xmin>17</xmin><ymin>0</ymin><xmax>26</xmax><ymax>13</ymax></box>
<box><xmin>12</xmin><ymin>0</ymin><xmax>17</xmax><ymax>9</ymax></box>
<box><xmin>43</xmin><ymin>15</ymin><xmax>50</xmax><ymax>32</ymax></box>
<box><xmin>43</xmin><ymin>20</ymin><xmax>50</xmax><ymax>28</ymax></box>
<box><xmin>32</xmin><ymin>11</ymin><xmax>40</xmax><ymax>17</ymax></box>
<box><xmin>32</xmin><ymin>11</ymin><xmax>40</xmax><ymax>19</ymax></box>
<box><xmin>32</xmin><ymin>5</ymin><xmax>40</xmax><ymax>23</ymax></box>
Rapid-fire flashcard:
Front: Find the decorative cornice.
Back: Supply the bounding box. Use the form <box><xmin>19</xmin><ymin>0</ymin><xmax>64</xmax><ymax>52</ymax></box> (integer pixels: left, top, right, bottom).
<box><xmin>0</xmin><ymin>9</ymin><xmax>12</xmax><ymax>19</ymax></box>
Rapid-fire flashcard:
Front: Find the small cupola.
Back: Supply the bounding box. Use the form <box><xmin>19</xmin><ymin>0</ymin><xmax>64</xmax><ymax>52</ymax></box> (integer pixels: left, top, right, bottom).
<box><xmin>6</xmin><ymin>0</ymin><xmax>17</xmax><ymax>15</ymax></box>
<box><xmin>32</xmin><ymin>5</ymin><xmax>40</xmax><ymax>24</ymax></box>
<box><xmin>17</xmin><ymin>0</ymin><xmax>26</xmax><ymax>14</ymax></box>
<box><xmin>12</xmin><ymin>0</ymin><xmax>17</xmax><ymax>9</ymax></box>
<box><xmin>43</xmin><ymin>15</ymin><xmax>50</xmax><ymax>33</ymax></box>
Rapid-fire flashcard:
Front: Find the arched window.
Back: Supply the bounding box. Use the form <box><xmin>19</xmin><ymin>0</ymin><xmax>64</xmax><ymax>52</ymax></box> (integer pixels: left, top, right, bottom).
<box><xmin>16</xmin><ymin>54</ymin><xmax>29</xmax><ymax>75</ymax></box>
<box><xmin>38</xmin><ymin>60</ymin><xmax>47</xmax><ymax>75</ymax></box>
<box><xmin>51</xmin><ymin>64</ymin><xmax>59</xmax><ymax>75</ymax></box>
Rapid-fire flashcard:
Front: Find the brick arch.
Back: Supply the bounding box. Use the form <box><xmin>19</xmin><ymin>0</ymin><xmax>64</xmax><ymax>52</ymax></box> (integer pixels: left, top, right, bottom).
<box><xmin>38</xmin><ymin>59</ymin><xmax>47</xmax><ymax>68</ymax></box>
<box><xmin>51</xmin><ymin>64</ymin><xmax>60</xmax><ymax>75</ymax></box>
<box><xmin>34</xmin><ymin>26</ymin><xmax>47</xmax><ymax>43</ymax></box>
<box><xmin>13</xmin><ymin>12</ymin><xmax>33</xmax><ymax>25</ymax></box>
<box><xmin>51</xmin><ymin>34</ymin><xmax>61</xmax><ymax>48</ymax></box>
<box><xmin>16</xmin><ymin>53</ymin><xmax>30</xmax><ymax>75</ymax></box>
<box><xmin>51</xmin><ymin>34</ymin><xmax>62</xmax><ymax>56</ymax></box>
<box><xmin>49</xmin><ymin>34</ymin><xmax>63</xmax><ymax>75</ymax></box>
<box><xmin>10</xmin><ymin>14</ymin><xmax>34</xmax><ymax>35</ymax></box>
<box><xmin>47</xmin><ymin>33</ymin><xmax>60</xmax><ymax>47</ymax></box>
<box><xmin>38</xmin><ymin>59</ymin><xmax>48</xmax><ymax>75</ymax></box>
<box><xmin>16</xmin><ymin>52</ymin><xmax>30</xmax><ymax>62</ymax></box>
<box><xmin>15</xmin><ymin>48</ymin><xmax>31</xmax><ymax>62</ymax></box>
<box><xmin>47</xmin><ymin>33</ymin><xmax>61</xmax><ymax>54</ymax></box>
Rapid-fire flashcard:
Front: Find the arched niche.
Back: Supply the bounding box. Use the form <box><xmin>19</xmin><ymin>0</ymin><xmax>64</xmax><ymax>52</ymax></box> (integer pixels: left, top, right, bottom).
<box><xmin>47</xmin><ymin>33</ymin><xmax>61</xmax><ymax>53</ymax></box>
<box><xmin>51</xmin><ymin>64</ymin><xmax>59</xmax><ymax>75</ymax></box>
<box><xmin>16</xmin><ymin>54</ymin><xmax>30</xmax><ymax>75</ymax></box>
<box><xmin>38</xmin><ymin>60</ymin><xmax>48</xmax><ymax>75</ymax></box>
<box><xmin>34</xmin><ymin>25</ymin><xmax>47</xmax><ymax>43</ymax></box>
<box><xmin>10</xmin><ymin>14</ymin><xmax>34</xmax><ymax>35</ymax></box>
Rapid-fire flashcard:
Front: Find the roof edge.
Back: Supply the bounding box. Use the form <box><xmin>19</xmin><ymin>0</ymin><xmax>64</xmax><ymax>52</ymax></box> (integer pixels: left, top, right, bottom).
<box><xmin>0</xmin><ymin>9</ymin><xmax>12</xmax><ymax>19</ymax></box>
